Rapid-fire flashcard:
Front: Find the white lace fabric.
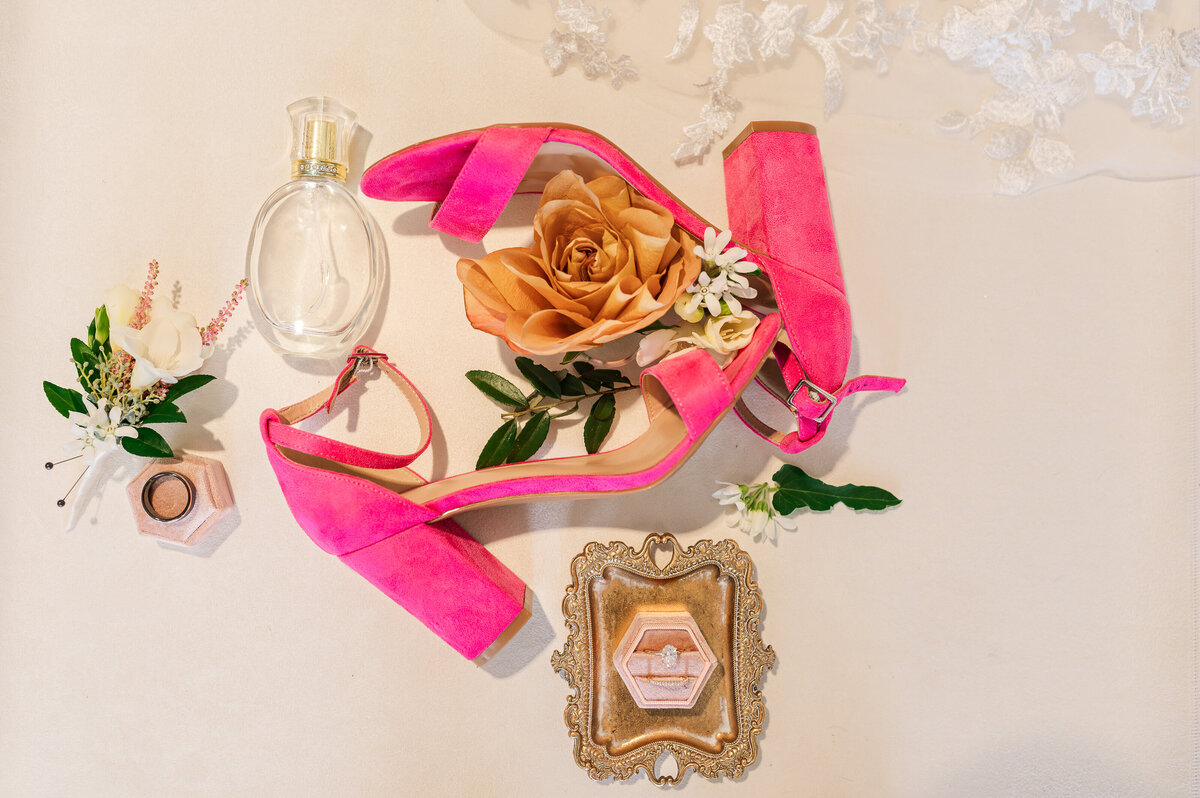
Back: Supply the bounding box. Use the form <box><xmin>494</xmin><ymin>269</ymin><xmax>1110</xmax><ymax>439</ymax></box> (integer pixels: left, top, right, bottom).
<box><xmin>466</xmin><ymin>0</ymin><xmax>1199</xmax><ymax>194</ymax></box>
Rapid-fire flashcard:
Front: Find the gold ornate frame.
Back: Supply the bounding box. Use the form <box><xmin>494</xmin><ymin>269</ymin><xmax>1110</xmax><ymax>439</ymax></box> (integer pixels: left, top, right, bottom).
<box><xmin>551</xmin><ymin>534</ymin><xmax>775</xmax><ymax>785</ymax></box>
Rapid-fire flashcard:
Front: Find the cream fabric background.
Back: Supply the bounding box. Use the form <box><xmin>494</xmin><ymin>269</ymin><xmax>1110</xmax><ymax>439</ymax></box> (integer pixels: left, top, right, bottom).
<box><xmin>0</xmin><ymin>1</ymin><xmax>1194</xmax><ymax>796</ymax></box>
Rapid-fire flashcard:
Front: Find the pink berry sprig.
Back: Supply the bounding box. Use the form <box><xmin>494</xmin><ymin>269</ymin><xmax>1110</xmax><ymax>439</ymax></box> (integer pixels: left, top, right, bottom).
<box><xmin>129</xmin><ymin>259</ymin><xmax>159</xmax><ymax>331</ymax></box>
<box><xmin>201</xmin><ymin>278</ymin><xmax>248</xmax><ymax>346</ymax></box>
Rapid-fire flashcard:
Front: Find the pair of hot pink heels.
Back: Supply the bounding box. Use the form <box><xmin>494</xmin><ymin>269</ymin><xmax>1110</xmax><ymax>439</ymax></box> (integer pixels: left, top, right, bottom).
<box><xmin>260</xmin><ymin>122</ymin><xmax>904</xmax><ymax>662</ymax></box>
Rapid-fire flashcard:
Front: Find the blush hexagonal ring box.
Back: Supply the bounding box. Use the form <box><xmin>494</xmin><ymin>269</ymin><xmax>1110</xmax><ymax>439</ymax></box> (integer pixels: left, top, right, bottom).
<box><xmin>552</xmin><ymin>534</ymin><xmax>775</xmax><ymax>786</ymax></box>
<box><xmin>613</xmin><ymin>611</ymin><xmax>718</xmax><ymax>710</ymax></box>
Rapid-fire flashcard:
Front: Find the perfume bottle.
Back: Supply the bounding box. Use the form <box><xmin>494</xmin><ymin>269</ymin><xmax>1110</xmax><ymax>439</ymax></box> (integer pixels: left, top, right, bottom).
<box><xmin>247</xmin><ymin>97</ymin><xmax>382</xmax><ymax>358</ymax></box>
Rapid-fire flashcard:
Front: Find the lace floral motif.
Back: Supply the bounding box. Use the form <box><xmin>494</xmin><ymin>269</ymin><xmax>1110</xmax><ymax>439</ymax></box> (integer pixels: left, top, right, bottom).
<box><xmin>667</xmin><ymin>0</ymin><xmax>1197</xmax><ymax>191</ymax></box>
<box><xmin>533</xmin><ymin>0</ymin><xmax>1198</xmax><ymax>193</ymax></box>
<box><xmin>669</xmin><ymin>0</ymin><xmax>922</xmax><ymax>163</ymax></box>
<box><xmin>670</xmin><ymin>0</ymin><xmax>922</xmax><ymax>163</ymax></box>
<box><xmin>542</xmin><ymin>0</ymin><xmax>639</xmax><ymax>88</ymax></box>
<box><xmin>934</xmin><ymin>0</ymin><xmax>1197</xmax><ymax>192</ymax></box>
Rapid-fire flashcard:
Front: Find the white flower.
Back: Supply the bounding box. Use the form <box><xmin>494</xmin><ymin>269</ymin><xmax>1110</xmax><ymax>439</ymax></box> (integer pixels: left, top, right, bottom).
<box><xmin>103</xmin><ymin>284</ymin><xmax>141</xmax><ymax>327</ymax></box>
<box><xmin>690</xmin><ymin>227</ymin><xmax>760</xmax><ymax>316</ymax></box>
<box><xmin>67</xmin><ymin>397</ymin><xmax>135</xmax><ymax>465</ymax></box>
<box><xmin>110</xmin><ymin>303</ymin><xmax>209</xmax><ymax>390</ymax></box>
<box><xmin>704</xmin><ymin>3</ymin><xmax>760</xmax><ymax>71</ymax></box>
<box><xmin>695</xmin><ymin>227</ymin><xmax>754</xmax><ymax>273</ymax></box>
<box><xmin>637</xmin><ymin>326</ymin><xmax>697</xmax><ymax>366</ymax></box>
<box><xmin>696</xmin><ymin>227</ymin><xmax>732</xmax><ymax>263</ymax></box>
<box><xmin>636</xmin><ymin>310</ymin><xmax>761</xmax><ymax>367</ymax></box>
<box><xmin>681</xmin><ymin>270</ymin><xmax>729</xmax><ymax>317</ymax></box>
<box><xmin>688</xmin><ymin>309</ymin><xmax>760</xmax><ymax>357</ymax></box>
<box><xmin>714</xmin><ymin>480</ymin><xmax>798</xmax><ymax>543</ymax></box>
<box><xmin>716</xmin><ymin>275</ymin><xmax>758</xmax><ymax>315</ymax></box>
<box><xmin>713</xmin><ymin>482</ymin><xmax>748</xmax><ymax>512</ymax></box>
<box><xmin>674</xmin><ymin>293</ymin><xmax>706</xmax><ymax>323</ymax></box>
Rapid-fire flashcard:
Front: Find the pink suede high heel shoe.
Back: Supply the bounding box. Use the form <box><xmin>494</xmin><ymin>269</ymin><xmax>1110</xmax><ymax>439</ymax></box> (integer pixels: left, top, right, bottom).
<box><xmin>262</xmin><ymin>314</ymin><xmax>780</xmax><ymax>660</ymax></box>
<box><xmin>361</xmin><ymin>122</ymin><xmax>903</xmax><ymax>453</ymax></box>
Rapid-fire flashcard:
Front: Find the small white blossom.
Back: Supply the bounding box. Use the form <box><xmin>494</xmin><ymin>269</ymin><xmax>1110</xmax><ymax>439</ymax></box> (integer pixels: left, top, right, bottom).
<box><xmin>687</xmin><ymin>228</ymin><xmax>760</xmax><ymax>316</ymax></box>
<box><xmin>714</xmin><ymin>481</ymin><xmax>798</xmax><ymax>543</ymax></box>
<box><xmin>67</xmin><ymin>397</ymin><xmax>135</xmax><ymax>465</ymax></box>
<box><xmin>681</xmin><ymin>270</ymin><xmax>729</xmax><ymax>317</ymax></box>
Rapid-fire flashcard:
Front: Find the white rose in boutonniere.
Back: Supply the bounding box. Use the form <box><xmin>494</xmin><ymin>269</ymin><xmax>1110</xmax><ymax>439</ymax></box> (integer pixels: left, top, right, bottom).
<box><xmin>103</xmin><ymin>284</ymin><xmax>141</xmax><ymax>327</ymax></box>
<box><xmin>111</xmin><ymin>304</ymin><xmax>211</xmax><ymax>390</ymax></box>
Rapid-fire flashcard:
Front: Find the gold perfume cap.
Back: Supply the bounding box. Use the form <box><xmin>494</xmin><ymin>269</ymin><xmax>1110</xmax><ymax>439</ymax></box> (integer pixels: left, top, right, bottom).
<box><xmin>288</xmin><ymin>97</ymin><xmax>356</xmax><ymax>182</ymax></box>
<box><xmin>302</xmin><ymin>119</ymin><xmax>337</xmax><ymax>163</ymax></box>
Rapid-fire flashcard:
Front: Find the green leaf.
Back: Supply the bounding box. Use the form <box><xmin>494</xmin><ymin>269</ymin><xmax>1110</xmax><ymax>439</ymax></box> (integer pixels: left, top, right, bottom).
<box><xmin>507</xmin><ymin>411</ymin><xmax>550</xmax><ymax>463</ymax></box>
<box><xmin>635</xmin><ymin>320</ymin><xmax>673</xmax><ymax>334</ymax></box>
<box><xmin>70</xmin><ymin>337</ymin><xmax>98</xmax><ymax>368</ymax></box>
<box><xmin>592</xmin><ymin>393</ymin><xmax>616</xmax><ymax>420</ymax></box>
<box><xmin>466</xmin><ymin>370</ymin><xmax>529</xmax><ymax>410</ymax></box>
<box><xmin>514</xmin><ymin>357</ymin><xmax>562</xmax><ymax>399</ymax></box>
<box><xmin>573</xmin><ymin>361</ymin><xmax>595</xmax><ymax>375</ymax></box>
<box><xmin>580</xmin><ymin>372</ymin><xmax>603</xmax><ymax>391</ymax></box>
<box><xmin>120</xmin><ymin>426</ymin><xmax>174</xmax><ymax>459</ymax></box>
<box><xmin>161</xmin><ymin>374</ymin><xmax>217</xmax><ymax>405</ymax></box>
<box><xmin>560</xmin><ymin>351</ymin><xmax>583</xmax><ymax>365</ymax></box>
<box><xmin>559</xmin><ymin>373</ymin><xmax>587</xmax><ymax>396</ymax></box>
<box><xmin>476</xmin><ymin>419</ymin><xmax>519</xmax><ymax>469</ymax></box>
<box><xmin>583</xmin><ymin>394</ymin><xmax>616</xmax><ymax>454</ymax></box>
<box><xmin>591</xmin><ymin>368</ymin><xmax>630</xmax><ymax>386</ymax></box>
<box><xmin>771</xmin><ymin>464</ymin><xmax>901</xmax><ymax>513</ymax></box>
<box><xmin>86</xmin><ymin>317</ymin><xmax>97</xmax><ymax>348</ymax></box>
<box><xmin>43</xmin><ymin>381</ymin><xmax>87</xmax><ymax>418</ymax></box>
<box><xmin>140</xmin><ymin>401</ymin><xmax>187</xmax><ymax>425</ymax></box>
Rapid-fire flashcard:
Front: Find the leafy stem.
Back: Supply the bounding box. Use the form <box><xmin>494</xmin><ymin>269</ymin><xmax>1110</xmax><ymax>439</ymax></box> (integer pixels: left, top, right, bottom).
<box><xmin>467</xmin><ymin>356</ymin><xmax>634</xmax><ymax>467</ymax></box>
<box><xmin>501</xmin><ymin>383</ymin><xmax>637</xmax><ymax>421</ymax></box>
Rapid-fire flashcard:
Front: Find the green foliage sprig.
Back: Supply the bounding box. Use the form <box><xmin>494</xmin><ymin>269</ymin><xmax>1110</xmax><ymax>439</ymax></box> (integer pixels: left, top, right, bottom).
<box><xmin>468</xmin><ymin>357</ymin><xmax>635</xmax><ymax>468</ymax></box>
<box><xmin>770</xmin><ymin>464</ymin><xmax>901</xmax><ymax>513</ymax></box>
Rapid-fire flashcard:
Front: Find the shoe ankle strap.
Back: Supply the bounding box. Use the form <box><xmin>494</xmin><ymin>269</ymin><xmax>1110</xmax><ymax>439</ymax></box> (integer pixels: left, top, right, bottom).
<box><xmin>431</xmin><ymin>126</ymin><xmax>551</xmax><ymax>242</ymax></box>
<box><xmin>737</xmin><ymin>337</ymin><xmax>905</xmax><ymax>453</ymax></box>
<box><xmin>263</xmin><ymin>346</ymin><xmax>433</xmax><ymax>470</ymax></box>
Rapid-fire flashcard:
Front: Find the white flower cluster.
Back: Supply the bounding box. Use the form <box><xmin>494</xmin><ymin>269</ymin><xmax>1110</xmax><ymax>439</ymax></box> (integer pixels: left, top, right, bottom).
<box><xmin>637</xmin><ymin>228</ymin><xmax>762</xmax><ymax>367</ymax></box>
<box><xmin>677</xmin><ymin>228</ymin><xmax>758</xmax><ymax>319</ymax></box>
<box><xmin>67</xmin><ymin>397</ymin><xmax>136</xmax><ymax>466</ymax></box>
<box><xmin>713</xmin><ymin>481</ymin><xmax>798</xmax><ymax>542</ymax></box>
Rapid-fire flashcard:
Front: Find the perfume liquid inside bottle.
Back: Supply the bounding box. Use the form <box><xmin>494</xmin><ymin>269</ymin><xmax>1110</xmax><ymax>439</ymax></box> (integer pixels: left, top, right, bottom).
<box><xmin>247</xmin><ymin>97</ymin><xmax>382</xmax><ymax>358</ymax></box>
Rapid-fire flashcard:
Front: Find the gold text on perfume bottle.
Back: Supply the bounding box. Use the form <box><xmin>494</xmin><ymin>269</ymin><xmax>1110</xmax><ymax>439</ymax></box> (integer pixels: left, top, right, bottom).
<box><xmin>292</xmin><ymin>160</ymin><xmax>348</xmax><ymax>181</ymax></box>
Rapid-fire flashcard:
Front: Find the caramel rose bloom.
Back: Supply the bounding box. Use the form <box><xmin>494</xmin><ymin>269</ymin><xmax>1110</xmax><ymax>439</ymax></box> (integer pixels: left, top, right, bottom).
<box><xmin>456</xmin><ymin>170</ymin><xmax>701</xmax><ymax>355</ymax></box>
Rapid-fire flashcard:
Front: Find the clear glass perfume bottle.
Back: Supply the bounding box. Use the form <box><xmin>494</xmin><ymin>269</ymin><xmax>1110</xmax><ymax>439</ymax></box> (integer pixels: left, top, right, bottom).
<box><xmin>247</xmin><ymin>97</ymin><xmax>382</xmax><ymax>358</ymax></box>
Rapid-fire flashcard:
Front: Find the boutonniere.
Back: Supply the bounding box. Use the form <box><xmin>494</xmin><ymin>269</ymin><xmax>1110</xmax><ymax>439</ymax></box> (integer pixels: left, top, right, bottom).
<box><xmin>43</xmin><ymin>260</ymin><xmax>246</xmax><ymax>526</ymax></box>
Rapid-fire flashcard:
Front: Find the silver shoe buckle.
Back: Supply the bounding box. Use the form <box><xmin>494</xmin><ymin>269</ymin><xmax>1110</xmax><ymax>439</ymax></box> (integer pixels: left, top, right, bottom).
<box><xmin>786</xmin><ymin>379</ymin><xmax>838</xmax><ymax>424</ymax></box>
<box><xmin>347</xmin><ymin>350</ymin><xmax>387</xmax><ymax>378</ymax></box>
